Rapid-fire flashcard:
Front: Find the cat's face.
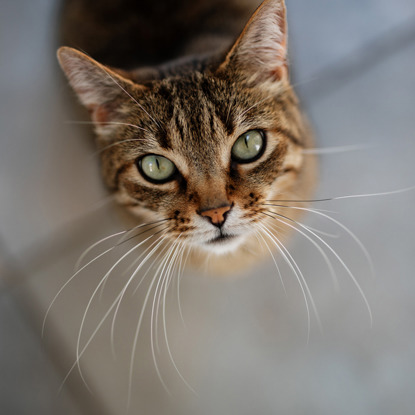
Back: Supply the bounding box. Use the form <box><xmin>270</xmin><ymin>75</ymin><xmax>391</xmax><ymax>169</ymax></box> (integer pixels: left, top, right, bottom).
<box><xmin>99</xmin><ymin>74</ymin><xmax>305</xmax><ymax>255</ymax></box>
<box><xmin>58</xmin><ymin>0</ymin><xmax>314</xmax><ymax>263</ymax></box>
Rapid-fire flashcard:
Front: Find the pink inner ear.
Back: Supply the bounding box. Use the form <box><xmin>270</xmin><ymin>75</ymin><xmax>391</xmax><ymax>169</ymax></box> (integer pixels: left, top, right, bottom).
<box><xmin>90</xmin><ymin>104</ymin><xmax>110</xmax><ymax>125</ymax></box>
<box><xmin>271</xmin><ymin>64</ymin><xmax>288</xmax><ymax>82</ymax></box>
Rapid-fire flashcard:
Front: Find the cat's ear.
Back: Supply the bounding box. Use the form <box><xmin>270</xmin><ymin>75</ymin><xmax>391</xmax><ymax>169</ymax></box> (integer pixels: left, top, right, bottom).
<box><xmin>57</xmin><ymin>47</ymin><xmax>140</xmax><ymax>124</ymax></box>
<box><xmin>217</xmin><ymin>0</ymin><xmax>288</xmax><ymax>85</ymax></box>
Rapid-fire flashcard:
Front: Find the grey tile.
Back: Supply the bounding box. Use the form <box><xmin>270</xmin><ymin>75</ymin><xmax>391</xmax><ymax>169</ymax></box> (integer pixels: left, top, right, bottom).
<box><xmin>0</xmin><ymin>251</ymin><xmax>8</xmax><ymax>290</ymax></box>
<box><xmin>288</xmin><ymin>0</ymin><xmax>415</xmax><ymax>84</ymax></box>
<box><xmin>0</xmin><ymin>0</ymin><xmax>108</xmax><ymax>256</ymax></box>
<box><xmin>0</xmin><ymin>292</ymin><xmax>83</xmax><ymax>415</ymax></box>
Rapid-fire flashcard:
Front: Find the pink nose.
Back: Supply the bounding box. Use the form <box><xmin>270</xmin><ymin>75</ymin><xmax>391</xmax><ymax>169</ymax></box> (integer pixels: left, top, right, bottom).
<box><xmin>201</xmin><ymin>205</ymin><xmax>231</xmax><ymax>227</ymax></box>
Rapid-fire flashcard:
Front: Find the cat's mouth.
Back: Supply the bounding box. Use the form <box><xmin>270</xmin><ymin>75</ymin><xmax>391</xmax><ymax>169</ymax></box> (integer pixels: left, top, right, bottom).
<box><xmin>202</xmin><ymin>231</ymin><xmax>245</xmax><ymax>255</ymax></box>
<box><xmin>206</xmin><ymin>233</ymin><xmax>237</xmax><ymax>245</ymax></box>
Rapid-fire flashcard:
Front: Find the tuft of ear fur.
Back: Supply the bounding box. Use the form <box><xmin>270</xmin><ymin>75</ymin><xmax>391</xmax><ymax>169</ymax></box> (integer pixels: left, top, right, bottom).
<box><xmin>57</xmin><ymin>47</ymin><xmax>139</xmax><ymax>125</ymax></box>
<box><xmin>217</xmin><ymin>0</ymin><xmax>288</xmax><ymax>85</ymax></box>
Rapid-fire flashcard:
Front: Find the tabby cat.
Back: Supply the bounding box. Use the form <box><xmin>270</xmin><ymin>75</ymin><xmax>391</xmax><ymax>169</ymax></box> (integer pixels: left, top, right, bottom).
<box><xmin>58</xmin><ymin>0</ymin><xmax>316</xmax><ymax>274</ymax></box>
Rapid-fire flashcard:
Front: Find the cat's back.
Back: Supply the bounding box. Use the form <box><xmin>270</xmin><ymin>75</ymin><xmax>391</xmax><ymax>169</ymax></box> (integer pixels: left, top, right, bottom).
<box><xmin>60</xmin><ymin>0</ymin><xmax>262</xmax><ymax>69</ymax></box>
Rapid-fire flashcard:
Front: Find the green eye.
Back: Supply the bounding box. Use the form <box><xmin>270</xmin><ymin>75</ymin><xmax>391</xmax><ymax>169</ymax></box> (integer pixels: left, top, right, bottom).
<box><xmin>231</xmin><ymin>130</ymin><xmax>265</xmax><ymax>163</ymax></box>
<box><xmin>138</xmin><ymin>154</ymin><xmax>176</xmax><ymax>183</ymax></box>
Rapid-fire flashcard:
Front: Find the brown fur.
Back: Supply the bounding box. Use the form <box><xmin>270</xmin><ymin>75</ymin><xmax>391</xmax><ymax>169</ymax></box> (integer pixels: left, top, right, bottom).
<box><xmin>58</xmin><ymin>0</ymin><xmax>317</xmax><ymax>274</ymax></box>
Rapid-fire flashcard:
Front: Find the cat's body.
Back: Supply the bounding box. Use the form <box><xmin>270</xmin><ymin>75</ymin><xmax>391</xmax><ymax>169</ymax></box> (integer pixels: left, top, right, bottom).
<box><xmin>58</xmin><ymin>0</ymin><xmax>316</xmax><ymax>274</ymax></box>
<box><xmin>60</xmin><ymin>0</ymin><xmax>263</xmax><ymax>69</ymax></box>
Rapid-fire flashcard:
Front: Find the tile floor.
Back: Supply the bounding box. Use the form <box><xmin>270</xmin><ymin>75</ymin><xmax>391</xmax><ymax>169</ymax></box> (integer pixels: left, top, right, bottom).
<box><xmin>1</xmin><ymin>0</ymin><xmax>415</xmax><ymax>414</ymax></box>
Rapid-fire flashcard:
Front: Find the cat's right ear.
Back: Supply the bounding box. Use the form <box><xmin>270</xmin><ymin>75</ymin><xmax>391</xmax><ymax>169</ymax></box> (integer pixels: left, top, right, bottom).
<box><xmin>216</xmin><ymin>0</ymin><xmax>288</xmax><ymax>87</ymax></box>
<box><xmin>57</xmin><ymin>47</ymin><xmax>142</xmax><ymax>124</ymax></box>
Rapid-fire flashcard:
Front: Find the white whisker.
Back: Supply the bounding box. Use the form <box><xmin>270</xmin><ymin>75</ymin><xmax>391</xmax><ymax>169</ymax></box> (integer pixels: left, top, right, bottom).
<box><xmin>75</xmin><ymin>219</ymin><xmax>167</xmax><ymax>271</ymax></box>
<box><xmin>257</xmin><ymin>222</ymin><xmax>321</xmax><ymax>342</ymax></box>
<box><xmin>301</xmin><ymin>224</ymin><xmax>340</xmax><ymax>239</ymax></box>
<box><xmin>154</xmin><ymin>238</ymin><xmax>181</xmax><ymax>353</ymax></box>
<box><xmin>263</xmin><ymin>211</ymin><xmax>339</xmax><ymax>291</ymax></box>
<box><xmin>130</xmin><ymin>243</ymin><xmax>172</xmax><ymax>297</ymax></box>
<box><xmin>177</xmin><ymin>244</ymin><xmax>192</xmax><ymax>328</ymax></box>
<box><xmin>75</xmin><ymin>230</ymin><xmax>127</xmax><ymax>272</ymax></box>
<box><xmin>148</xmin><ymin>240</ymin><xmax>179</xmax><ymax>396</ymax></box>
<box><xmin>330</xmin><ymin>187</ymin><xmax>415</xmax><ymax>200</ymax></box>
<box><xmin>100</xmin><ymin>67</ymin><xmax>164</xmax><ymax>131</ymax></box>
<box><xmin>267</xmin><ymin>211</ymin><xmax>373</xmax><ymax>327</ymax></box>
<box><xmin>43</xmin><ymin>245</ymin><xmax>114</xmax><ymax>337</ymax></box>
<box><xmin>98</xmin><ymin>221</ymin><xmax>169</xmax><ymax>299</ymax></box>
<box><xmin>59</xmin><ymin>265</ymin><xmax>153</xmax><ymax>393</ymax></box>
<box><xmin>267</xmin><ymin>205</ymin><xmax>375</xmax><ymax>280</ymax></box>
<box><xmin>254</xmin><ymin>228</ymin><xmax>287</xmax><ymax>295</ymax></box>
<box><xmin>75</xmin><ymin>229</ymin><xmax>168</xmax><ymax>386</ymax></box>
<box><xmin>160</xmin><ymin>238</ymin><xmax>197</xmax><ymax>394</ymax></box>
<box><xmin>238</xmin><ymin>96</ymin><xmax>273</xmax><ymax>121</ymax></box>
<box><xmin>110</xmin><ymin>233</ymin><xmax>170</xmax><ymax>357</ymax></box>
<box><xmin>267</xmin><ymin>186</ymin><xmax>415</xmax><ymax>203</ymax></box>
<box><xmin>302</xmin><ymin>144</ymin><xmax>374</xmax><ymax>155</ymax></box>
<box><xmin>48</xmin><ymin>221</ymin><xmax>166</xmax><ymax>338</ymax></box>
<box><xmin>126</xmin><ymin>256</ymin><xmax>171</xmax><ymax>410</ymax></box>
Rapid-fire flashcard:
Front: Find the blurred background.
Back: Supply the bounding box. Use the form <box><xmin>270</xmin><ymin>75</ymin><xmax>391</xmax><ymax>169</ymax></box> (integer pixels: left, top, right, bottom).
<box><xmin>1</xmin><ymin>0</ymin><xmax>415</xmax><ymax>414</ymax></box>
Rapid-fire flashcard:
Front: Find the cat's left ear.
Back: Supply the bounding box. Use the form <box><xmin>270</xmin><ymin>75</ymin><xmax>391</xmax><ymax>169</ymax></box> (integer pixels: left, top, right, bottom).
<box><xmin>57</xmin><ymin>47</ymin><xmax>144</xmax><ymax>125</ymax></box>
<box><xmin>217</xmin><ymin>0</ymin><xmax>288</xmax><ymax>86</ymax></box>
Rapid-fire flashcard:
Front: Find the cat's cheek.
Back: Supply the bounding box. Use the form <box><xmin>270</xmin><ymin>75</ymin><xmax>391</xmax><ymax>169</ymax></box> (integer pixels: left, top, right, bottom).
<box><xmin>113</xmin><ymin>187</ymin><xmax>167</xmax><ymax>222</ymax></box>
<box><xmin>268</xmin><ymin>170</ymin><xmax>301</xmax><ymax>199</ymax></box>
<box><xmin>114</xmin><ymin>192</ymin><xmax>158</xmax><ymax>219</ymax></box>
<box><xmin>114</xmin><ymin>190</ymin><xmax>138</xmax><ymax>207</ymax></box>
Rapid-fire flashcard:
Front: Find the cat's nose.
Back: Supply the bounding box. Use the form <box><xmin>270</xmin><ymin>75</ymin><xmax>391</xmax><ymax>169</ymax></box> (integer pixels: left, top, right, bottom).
<box><xmin>200</xmin><ymin>205</ymin><xmax>231</xmax><ymax>227</ymax></box>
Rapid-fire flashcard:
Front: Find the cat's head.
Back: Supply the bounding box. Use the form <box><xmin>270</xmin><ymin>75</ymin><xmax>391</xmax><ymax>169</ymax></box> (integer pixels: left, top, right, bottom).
<box><xmin>58</xmin><ymin>0</ymin><xmax>314</xmax><ymax>264</ymax></box>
